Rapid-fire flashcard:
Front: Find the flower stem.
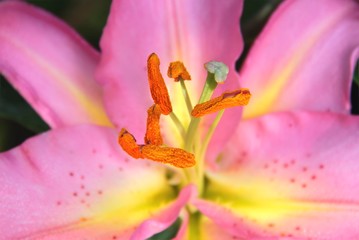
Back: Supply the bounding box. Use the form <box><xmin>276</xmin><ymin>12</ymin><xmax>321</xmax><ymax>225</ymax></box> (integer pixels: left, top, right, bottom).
<box><xmin>188</xmin><ymin>211</ymin><xmax>201</xmax><ymax>240</ymax></box>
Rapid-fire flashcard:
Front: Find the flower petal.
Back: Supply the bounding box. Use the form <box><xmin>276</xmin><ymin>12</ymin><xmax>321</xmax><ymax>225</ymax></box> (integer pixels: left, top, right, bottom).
<box><xmin>240</xmin><ymin>0</ymin><xmax>359</xmax><ymax>118</ymax></box>
<box><xmin>132</xmin><ymin>185</ymin><xmax>195</xmax><ymax>240</ymax></box>
<box><xmin>0</xmin><ymin>125</ymin><xmax>192</xmax><ymax>239</ymax></box>
<box><xmin>0</xmin><ymin>1</ymin><xmax>111</xmax><ymax>128</ymax></box>
<box><xmin>199</xmin><ymin>216</ymin><xmax>257</xmax><ymax>240</ymax></box>
<box><xmin>97</xmin><ymin>0</ymin><xmax>243</xmax><ymax>148</ymax></box>
<box><xmin>198</xmin><ymin>112</ymin><xmax>359</xmax><ymax>239</ymax></box>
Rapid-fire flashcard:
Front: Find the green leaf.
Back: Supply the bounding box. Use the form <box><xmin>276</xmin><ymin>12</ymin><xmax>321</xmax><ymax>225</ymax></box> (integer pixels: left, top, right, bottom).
<box><xmin>354</xmin><ymin>61</ymin><xmax>359</xmax><ymax>86</ymax></box>
<box><xmin>147</xmin><ymin>218</ymin><xmax>182</xmax><ymax>240</ymax></box>
<box><xmin>0</xmin><ymin>76</ymin><xmax>49</xmax><ymax>133</ymax></box>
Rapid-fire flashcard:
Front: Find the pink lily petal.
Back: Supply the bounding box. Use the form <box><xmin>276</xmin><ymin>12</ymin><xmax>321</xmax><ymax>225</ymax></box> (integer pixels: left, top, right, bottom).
<box><xmin>199</xmin><ymin>216</ymin><xmax>258</xmax><ymax>240</ymax></box>
<box><xmin>97</xmin><ymin>0</ymin><xmax>243</xmax><ymax>149</ymax></box>
<box><xmin>199</xmin><ymin>218</ymin><xmax>233</xmax><ymax>240</ymax></box>
<box><xmin>196</xmin><ymin>112</ymin><xmax>359</xmax><ymax>239</ymax></box>
<box><xmin>0</xmin><ymin>125</ymin><xmax>193</xmax><ymax>239</ymax></box>
<box><xmin>132</xmin><ymin>185</ymin><xmax>195</xmax><ymax>240</ymax></box>
<box><xmin>240</xmin><ymin>0</ymin><xmax>359</xmax><ymax>118</ymax></box>
<box><xmin>0</xmin><ymin>1</ymin><xmax>111</xmax><ymax>128</ymax></box>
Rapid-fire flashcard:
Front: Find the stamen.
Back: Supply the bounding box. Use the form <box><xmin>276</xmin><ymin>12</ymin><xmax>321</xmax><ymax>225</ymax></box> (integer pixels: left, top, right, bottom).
<box><xmin>118</xmin><ymin>55</ymin><xmax>251</xmax><ymax>175</ymax></box>
<box><xmin>144</xmin><ymin>104</ymin><xmax>163</xmax><ymax>145</ymax></box>
<box><xmin>147</xmin><ymin>53</ymin><xmax>172</xmax><ymax>115</ymax></box>
<box><xmin>191</xmin><ymin>89</ymin><xmax>251</xmax><ymax>117</ymax></box>
<box><xmin>118</xmin><ymin>127</ymin><xmax>195</xmax><ymax>168</ymax></box>
<box><xmin>168</xmin><ymin>61</ymin><xmax>193</xmax><ymax>114</ymax></box>
<box><xmin>118</xmin><ymin>128</ymin><xmax>142</xmax><ymax>159</ymax></box>
<box><xmin>167</xmin><ymin>61</ymin><xmax>191</xmax><ymax>82</ymax></box>
<box><xmin>141</xmin><ymin>145</ymin><xmax>195</xmax><ymax>168</ymax></box>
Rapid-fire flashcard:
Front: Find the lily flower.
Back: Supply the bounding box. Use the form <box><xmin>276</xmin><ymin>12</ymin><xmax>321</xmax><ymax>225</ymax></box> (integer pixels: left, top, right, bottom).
<box><xmin>0</xmin><ymin>0</ymin><xmax>359</xmax><ymax>240</ymax></box>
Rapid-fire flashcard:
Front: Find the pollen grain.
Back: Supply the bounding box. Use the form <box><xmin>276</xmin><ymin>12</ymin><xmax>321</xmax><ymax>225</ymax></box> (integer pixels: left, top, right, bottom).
<box><xmin>147</xmin><ymin>53</ymin><xmax>172</xmax><ymax>115</ymax></box>
<box><xmin>141</xmin><ymin>145</ymin><xmax>195</xmax><ymax>168</ymax></box>
<box><xmin>118</xmin><ymin>128</ymin><xmax>142</xmax><ymax>159</ymax></box>
<box><xmin>144</xmin><ymin>104</ymin><xmax>163</xmax><ymax>145</ymax></box>
<box><xmin>191</xmin><ymin>88</ymin><xmax>251</xmax><ymax>117</ymax></box>
<box><xmin>167</xmin><ymin>61</ymin><xmax>191</xmax><ymax>82</ymax></box>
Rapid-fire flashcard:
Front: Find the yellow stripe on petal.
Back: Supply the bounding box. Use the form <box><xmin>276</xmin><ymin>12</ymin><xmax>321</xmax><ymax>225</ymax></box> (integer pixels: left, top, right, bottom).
<box><xmin>243</xmin><ymin>4</ymin><xmax>353</xmax><ymax>119</ymax></box>
<box><xmin>3</xmin><ymin>33</ymin><xmax>112</xmax><ymax>127</ymax></box>
<box><xmin>85</xmin><ymin>168</ymin><xmax>176</xmax><ymax>230</ymax></box>
<box><xmin>205</xmin><ymin>171</ymin><xmax>359</xmax><ymax>236</ymax></box>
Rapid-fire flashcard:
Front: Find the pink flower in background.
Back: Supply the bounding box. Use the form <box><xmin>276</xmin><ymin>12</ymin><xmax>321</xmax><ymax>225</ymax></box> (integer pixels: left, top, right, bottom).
<box><xmin>0</xmin><ymin>0</ymin><xmax>359</xmax><ymax>239</ymax></box>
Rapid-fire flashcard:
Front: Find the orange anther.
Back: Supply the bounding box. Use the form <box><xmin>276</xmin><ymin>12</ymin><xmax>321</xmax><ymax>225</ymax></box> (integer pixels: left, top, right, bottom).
<box><xmin>147</xmin><ymin>53</ymin><xmax>172</xmax><ymax>115</ymax></box>
<box><xmin>118</xmin><ymin>128</ymin><xmax>143</xmax><ymax>159</ymax></box>
<box><xmin>167</xmin><ymin>61</ymin><xmax>191</xmax><ymax>82</ymax></box>
<box><xmin>191</xmin><ymin>89</ymin><xmax>251</xmax><ymax>118</ymax></box>
<box><xmin>141</xmin><ymin>145</ymin><xmax>195</xmax><ymax>168</ymax></box>
<box><xmin>144</xmin><ymin>104</ymin><xmax>163</xmax><ymax>145</ymax></box>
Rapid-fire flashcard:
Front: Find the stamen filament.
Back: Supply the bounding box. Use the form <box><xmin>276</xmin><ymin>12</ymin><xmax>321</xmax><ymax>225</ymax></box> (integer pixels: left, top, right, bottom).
<box><xmin>179</xmin><ymin>78</ymin><xmax>193</xmax><ymax>114</ymax></box>
<box><xmin>169</xmin><ymin>112</ymin><xmax>187</xmax><ymax>141</ymax></box>
<box><xmin>185</xmin><ymin>71</ymin><xmax>218</xmax><ymax>152</ymax></box>
<box><xmin>197</xmin><ymin>109</ymin><xmax>225</xmax><ymax>193</ymax></box>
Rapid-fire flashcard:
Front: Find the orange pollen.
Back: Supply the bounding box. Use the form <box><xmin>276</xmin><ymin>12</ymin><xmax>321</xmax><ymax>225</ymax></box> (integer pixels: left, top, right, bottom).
<box><xmin>144</xmin><ymin>104</ymin><xmax>163</xmax><ymax>145</ymax></box>
<box><xmin>167</xmin><ymin>61</ymin><xmax>191</xmax><ymax>82</ymax></box>
<box><xmin>141</xmin><ymin>145</ymin><xmax>195</xmax><ymax>168</ymax></box>
<box><xmin>147</xmin><ymin>53</ymin><xmax>172</xmax><ymax>115</ymax></box>
<box><xmin>191</xmin><ymin>88</ymin><xmax>251</xmax><ymax>117</ymax></box>
<box><xmin>118</xmin><ymin>128</ymin><xmax>143</xmax><ymax>159</ymax></box>
<box><xmin>118</xmin><ymin>127</ymin><xmax>195</xmax><ymax>168</ymax></box>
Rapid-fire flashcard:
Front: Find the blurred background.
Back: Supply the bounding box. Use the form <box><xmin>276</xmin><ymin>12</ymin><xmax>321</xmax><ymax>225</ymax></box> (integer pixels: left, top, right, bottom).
<box><xmin>1</xmin><ymin>0</ymin><xmax>358</xmax><ymax>152</ymax></box>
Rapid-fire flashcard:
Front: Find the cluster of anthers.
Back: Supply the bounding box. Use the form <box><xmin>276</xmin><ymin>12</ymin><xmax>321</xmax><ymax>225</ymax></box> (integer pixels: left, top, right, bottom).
<box><xmin>118</xmin><ymin>53</ymin><xmax>251</xmax><ymax>169</ymax></box>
